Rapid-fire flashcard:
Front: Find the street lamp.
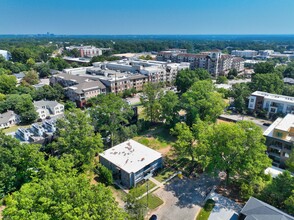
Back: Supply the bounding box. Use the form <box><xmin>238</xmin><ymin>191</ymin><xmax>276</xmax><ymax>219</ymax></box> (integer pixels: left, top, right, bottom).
<box><xmin>144</xmin><ymin>173</ymin><xmax>153</xmax><ymax>210</ymax></box>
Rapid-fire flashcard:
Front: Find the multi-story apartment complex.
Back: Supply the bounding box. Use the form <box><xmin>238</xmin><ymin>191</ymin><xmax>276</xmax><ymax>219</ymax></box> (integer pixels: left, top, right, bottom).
<box><xmin>248</xmin><ymin>91</ymin><xmax>294</xmax><ymax>115</ymax></box>
<box><xmin>50</xmin><ymin>73</ymin><xmax>106</xmax><ymax>107</ymax></box>
<box><xmin>157</xmin><ymin>50</ymin><xmax>244</xmax><ymax>77</ymax></box>
<box><xmin>86</xmin><ymin>68</ymin><xmax>148</xmax><ymax>93</ymax></box>
<box><xmin>263</xmin><ymin>114</ymin><xmax>294</xmax><ymax>168</ymax></box>
<box><xmin>231</xmin><ymin>50</ymin><xmax>258</xmax><ymax>58</ymax></box>
<box><xmin>66</xmin><ymin>46</ymin><xmax>103</xmax><ymax>58</ymax></box>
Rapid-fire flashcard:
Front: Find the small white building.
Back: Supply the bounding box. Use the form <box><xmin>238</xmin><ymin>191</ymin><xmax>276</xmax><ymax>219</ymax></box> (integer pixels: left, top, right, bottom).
<box><xmin>34</xmin><ymin>100</ymin><xmax>64</xmax><ymax>119</ymax></box>
<box><xmin>0</xmin><ymin>49</ymin><xmax>11</xmax><ymax>60</ymax></box>
<box><xmin>0</xmin><ymin>111</ymin><xmax>19</xmax><ymax>129</ymax></box>
<box><xmin>99</xmin><ymin>139</ymin><xmax>163</xmax><ymax>188</ymax></box>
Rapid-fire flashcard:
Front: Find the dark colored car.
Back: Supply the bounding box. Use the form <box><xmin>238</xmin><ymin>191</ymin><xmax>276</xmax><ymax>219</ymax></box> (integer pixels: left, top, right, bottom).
<box><xmin>149</xmin><ymin>215</ymin><xmax>157</xmax><ymax>220</ymax></box>
<box><xmin>263</xmin><ymin>122</ymin><xmax>272</xmax><ymax>126</ymax></box>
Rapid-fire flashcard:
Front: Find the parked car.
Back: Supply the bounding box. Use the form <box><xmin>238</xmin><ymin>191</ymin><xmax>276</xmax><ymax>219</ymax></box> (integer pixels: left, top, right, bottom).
<box><xmin>149</xmin><ymin>215</ymin><xmax>157</xmax><ymax>220</ymax></box>
<box><xmin>263</xmin><ymin>122</ymin><xmax>272</xmax><ymax>126</ymax></box>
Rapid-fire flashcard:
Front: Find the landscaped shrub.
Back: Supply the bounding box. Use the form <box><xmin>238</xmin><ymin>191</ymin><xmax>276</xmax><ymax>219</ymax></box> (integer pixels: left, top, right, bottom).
<box><xmin>204</xmin><ymin>199</ymin><xmax>215</xmax><ymax>211</ymax></box>
<box><xmin>95</xmin><ymin>164</ymin><xmax>113</xmax><ymax>186</ymax></box>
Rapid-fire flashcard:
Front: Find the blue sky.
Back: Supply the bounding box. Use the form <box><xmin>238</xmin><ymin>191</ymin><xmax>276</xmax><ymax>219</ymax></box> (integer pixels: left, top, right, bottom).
<box><xmin>1</xmin><ymin>0</ymin><xmax>294</xmax><ymax>35</ymax></box>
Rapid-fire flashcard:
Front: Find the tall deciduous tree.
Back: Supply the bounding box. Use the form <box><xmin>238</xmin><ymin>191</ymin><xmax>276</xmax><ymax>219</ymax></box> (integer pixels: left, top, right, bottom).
<box><xmin>3</xmin><ymin>172</ymin><xmax>127</xmax><ymax>219</ymax></box>
<box><xmin>0</xmin><ymin>74</ymin><xmax>17</xmax><ymax>94</ymax></box>
<box><xmin>259</xmin><ymin>171</ymin><xmax>294</xmax><ymax>215</ymax></box>
<box><xmin>89</xmin><ymin>93</ymin><xmax>134</xmax><ymax>147</ymax></box>
<box><xmin>182</xmin><ymin>80</ymin><xmax>226</xmax><ymax>125</ymax></box>
<box><xmin>159</xmin><ymin>91</ymin><xmax>180</xmax><ymax>127</ymax></box>
<box><xmin>23</xmin><ymin>69</ymin><xmax>39</xmax><ymax>85</ymax></box>
<box><xmin>197</xmin><ymin>121</ymin><xmax>271</xmax><ymax>190</ymax></box>
<box><xmin>230</xmin><ymin>83</ymin><xmax>252</xmax><ymax>113</ymax></box>
<box><xmin>250</xmin><ymin>73</ymin><xmax>284</xmax><ymax>94</ymax></box>
<box><xmin>0</xmin><ymin>132</ymin><xmax>45</xmax><ymax>198</ymax></box>
<box><xmin>175</xmin><ymin>68</ymin><xmax>210</xmax><ymax>93</ymax></box>
<box><xmin>254</xmin><ymin>62</ymin><xmax>275</xmax><ymax>74</ymax></box>
<box><xmin>140</xmin><ymin>83</ymin><xmax>163</xmax><ymax>124</ymax></box>
<box><xmin>50</xmin><ymin>109</ymin><xmax>103</xmax><ymax>169</ymax></box>
<box><xmin>171</xmin><ymin>122</ymin><xmax>197</xmax><ymax>163</ymax></box>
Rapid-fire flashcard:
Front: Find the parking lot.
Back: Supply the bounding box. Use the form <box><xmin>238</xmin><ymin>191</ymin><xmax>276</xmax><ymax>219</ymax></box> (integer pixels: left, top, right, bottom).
<box><xmin>150</xmin><ymin>174</ymin><xmax>219</xmax><ymax>220</ymax></box>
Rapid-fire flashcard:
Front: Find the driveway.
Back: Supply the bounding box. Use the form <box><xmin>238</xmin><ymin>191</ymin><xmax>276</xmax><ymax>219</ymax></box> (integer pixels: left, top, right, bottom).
<box><xmin>150</xmin><ymin>174</ymin><xmax>218</xmax><ymax>220</ymax></box>
<box><xmin>208</xmin><ymin>192</ymin><xmax>242</xmax><ymax>220</ymax></box>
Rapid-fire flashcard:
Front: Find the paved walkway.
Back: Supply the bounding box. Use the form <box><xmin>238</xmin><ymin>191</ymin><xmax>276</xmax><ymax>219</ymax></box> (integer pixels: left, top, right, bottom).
<box><xmin>208</xmin><ymin>192</ymin><xmax>242</xmax><ymax>220</ymax></box>
<box><xmin>150</xmin><ymin>177</ymin><xmax>164</xmax><ymax>188</ymax></box>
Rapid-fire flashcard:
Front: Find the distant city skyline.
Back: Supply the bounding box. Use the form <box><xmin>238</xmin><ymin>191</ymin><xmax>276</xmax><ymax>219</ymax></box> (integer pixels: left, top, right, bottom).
<box><xmin>1</xmin><ymin>0</ymin><xmax>294</xmax><ymax>35</ymax></box>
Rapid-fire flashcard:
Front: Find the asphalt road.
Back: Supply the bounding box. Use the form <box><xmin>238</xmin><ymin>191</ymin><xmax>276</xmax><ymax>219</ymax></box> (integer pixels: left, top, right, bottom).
<box><xmin>150</xmin><ymin>175</ymin><xmax>218</xmax><ymax>220</ymax></box>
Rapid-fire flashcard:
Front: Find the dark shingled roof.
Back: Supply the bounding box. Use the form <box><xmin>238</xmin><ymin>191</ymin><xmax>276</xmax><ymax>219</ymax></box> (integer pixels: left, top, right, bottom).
<box><xmin>240</xmin><ymin>197</ymin><xmax>294</xmax><ymax>220</ymax></box>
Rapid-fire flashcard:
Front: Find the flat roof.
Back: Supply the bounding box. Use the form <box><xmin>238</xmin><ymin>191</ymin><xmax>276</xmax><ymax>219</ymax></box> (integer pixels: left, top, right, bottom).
<box><xmin>264</xmin><ymin>166</ymin><xmax>289</xmax><ymax>178</ymax></box>
<box><xmin>99</xmin><ymin>139</ymin><xmax>162</xmax><ymax>174</ymax></box>
<box><xmin>252</xmin><ymin>91</ymin><xmax>294</xmax><ymax>104</ymax></box>
<box><xmin>263</xmin><ymin>114</ymin><xmax>294</xmax><ymax>142</ymax></box>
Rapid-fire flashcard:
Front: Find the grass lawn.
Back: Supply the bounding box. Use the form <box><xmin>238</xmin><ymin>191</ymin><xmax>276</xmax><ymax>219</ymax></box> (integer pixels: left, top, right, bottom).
<box><xmin>154</xmin><ymin>168</ymin><xmax>174</xmax><ymax>182</ymax></box>
<box><xmin>133</xmin><ymin>126</ymin><xmax>175</xmax><ymax>150</ymax></box>
<box><xmin>108</xmin><ymin>185</ymin><xmax>127</xmax><ymax>199</ymax></box>
<box><xmin>2</xmin><ymin>124</ymin><xmax>31</xmax><ymax>134</ymax></box>
<box><xmin>129</xmin><ymin>181</ymin><xmax>156</xmax><ymax>197</ymax></box>
<box><xmin>138</xmin><ymin>193</ymin><xmax>164</xmax><ymax>210</ymax></box>
<box><xmin>196</xmin><ymin>199</ymin><xmax>215</xmax><ymax>220</ymax></box>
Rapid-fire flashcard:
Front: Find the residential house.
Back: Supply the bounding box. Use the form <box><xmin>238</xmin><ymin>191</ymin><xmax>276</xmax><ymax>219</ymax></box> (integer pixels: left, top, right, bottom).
<box><xmin>13</xmin><ymin>72</ymin><xmax>25</xmax><ymax>84</ymax></box>
<box><xmin>0</xmin><ymin>111</ymin><xmax>19</xmax><ymax>129</ymax></box>
<box><xmin>99</xmin><ymin>139</ymin><xmax>163</xmax><ymax>188</ymax></box>
<box><xmin>239</xmin><ymin>197</ymin><xmax>294</xmax><ymax>220</ymax></box>
<box><xmin>34</xmin><ymin>100</ymin><xmax>64</xmax><ymax>120</ymax></box>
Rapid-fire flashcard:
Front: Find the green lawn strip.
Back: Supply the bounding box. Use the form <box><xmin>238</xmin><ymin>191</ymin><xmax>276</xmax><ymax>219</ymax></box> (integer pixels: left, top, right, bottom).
<box><xmin>133</xmin><ymin>136</ymin><xmax>168</xmax><ymax>150</ymax></box>
<box><xmin>129</xmin><ymin>181</ymin><xmax>156</xmax><ymax>197</ymax></box>
<box><xmin>196</xmin><ymin>199</ymin><xmax>215</xmax><ymax>220</ymax></box>
<box><xmin>2</xmin><ymin>124</ymin><xmax>31</xmax><ymax>134</ymax></box>
<box><xmin>138</xmin><ymin>193</ymin><xmax>164</xmax><ymax>210</ymax></box>
<box><xmin>154</xmin><ymin>168</ymin><xmax>174</xmax><ymax>182</ymax></box>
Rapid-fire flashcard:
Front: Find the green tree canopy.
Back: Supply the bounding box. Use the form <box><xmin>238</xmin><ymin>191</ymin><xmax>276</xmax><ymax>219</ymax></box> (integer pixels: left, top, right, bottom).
<box><xmin>3</xmin><ymin>171</ymin><xmax>126</xmax><ymax>219</ymax></box>
<box><xmin>175</xmin><ymin>68</ymin><xmax>210</xmax><ymax>93</ymax></box>
<box><xmin>0</xmin><ymin>94</ymin><xmax>38</xmax><ymax>123</ymax></box>
<box><xmin>89</xmin><ymin>93</ymin><xmax>134</xmax><ymax>147</ymax></box>
<box><xmin>181</xmin><ymin>80</ymin><xmax>226</xmax><ymax>125</ymax></box>
<box><xmin>23</xmin><ymin>70</ymin><xmax>39</xmax><ymax>85</ymax></box>
<box><xmin>0</xmin><ymin>74</ymin><xmax>17</xmax><ymax>94</ymax></box>
<box><xmin>250</xmin><ymin>73</ymin><xmax>284</xmax><ymax>94</ymax></box>
<box><xmin>259</xmin><ymin>171</ymin><xmax>294</xmax><ymax>215</ymax></box>
<box><xmin>49</xmin><ymin>57</ymin><xmax>70</xmax><ymax>71</ymax></box>
<box><xmin>254</xmin><ymin>62</ymin><xmax>275</xmax><ymax>74</ymax></box>
<box><xmin>196</xmin><ymin>121</ymin><xmax>272</xmax><ymax>195</ymax></box>
<box><xmin>35</xmin><ymin>63</ymin><xmax>51</xmax><ymax>78</ymax></box>
<box><xmin>159</xmin><ymin>91</ymin><xmax>180</xmax><ymax>127</ymax></box>
<box><xmin>171</xmin><ymin>122</ymin><xmax>197</xmax><ymax>163</ymax></box>
<box><xmin>0</xmin><ymin>132</ymin><xmax>45</xmax><ymax>198</ymax></box>
<box><xmin>216</xmin><ymin>76</ymin><xmax>228</xmax><ymax>84</ymax></box>
<box><xmin>230</xmin><ymin>83</ymin><xmax>252</xmax><ymax>113</ymax></box>
<box><xmin>140</xmin><ymin>83</ymin><xmax>163</xmax><ymax>123</ymax></box>
<box><xmin>49</xmin><ymin>109</ymin><xmax>103</xmax><ymax>169</ymax></box>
